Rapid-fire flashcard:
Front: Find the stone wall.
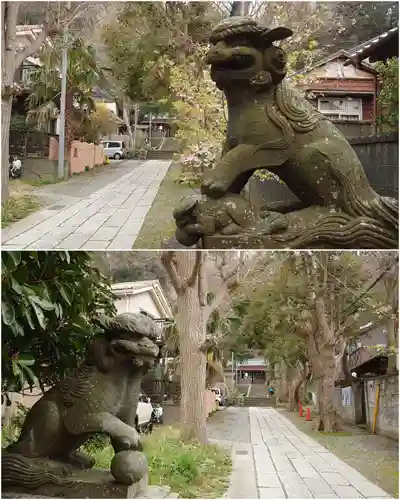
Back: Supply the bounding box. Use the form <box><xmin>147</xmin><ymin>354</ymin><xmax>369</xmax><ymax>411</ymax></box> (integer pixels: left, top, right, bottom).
<box><xmin>364</xmin><ymin>374</ymin><xmax>399</xmax><ymax>440</ymax></box>
<box><xmin>334</xmin><ymin>375</ymin><xmax>399</xmax><ymax>440</ymax></box>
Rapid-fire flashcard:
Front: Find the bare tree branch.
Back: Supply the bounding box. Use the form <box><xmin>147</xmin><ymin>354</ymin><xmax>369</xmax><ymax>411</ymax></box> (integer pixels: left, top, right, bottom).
<box><xmin>161</xmin><ymin>251</ymin><xmax>185</xmax><ymax>294</ymax></box>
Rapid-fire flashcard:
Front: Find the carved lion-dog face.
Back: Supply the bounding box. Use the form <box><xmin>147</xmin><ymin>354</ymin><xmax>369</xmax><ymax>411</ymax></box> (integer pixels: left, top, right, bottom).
<box><xmin>87</xmin><ymin>313</ymin><xmax>160</xmax><ymax>373</ymax></box>
<box><xmin>204</xmin><ymin>17</ymin><xmax>292</xmax><ymax>91</ymax></box>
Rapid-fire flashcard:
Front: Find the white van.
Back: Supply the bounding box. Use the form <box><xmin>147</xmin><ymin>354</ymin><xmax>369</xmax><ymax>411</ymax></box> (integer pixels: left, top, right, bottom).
<box><xmin>101</xmin><ymin>140</ymin><xmax>126</xmax><ymax>160</ymax></box>
<box><xmin>136</xmin><ymin>393</ymin><xmax>153</xmax><ymax>433</ymax></box>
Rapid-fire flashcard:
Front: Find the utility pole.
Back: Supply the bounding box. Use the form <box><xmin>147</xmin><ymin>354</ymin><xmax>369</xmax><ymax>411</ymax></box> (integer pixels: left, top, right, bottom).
<box><xmin>231</xmin><ymin>352</ymin><xmax>235</xmax><ymax>384</ymax></box>
<box><xmin>149</xmin><ymin>112</ymin><xmax>152</xmax><ymax>148</ymax></box>
<box><xmin>57</xmin><ymin>2</ymin><xmax>70</xmax><ymax>180</ymax></box>
<box><xmin>132</xmin><ymin>103</ymin><xmax>139</xmax><ymax>152</ymax></box>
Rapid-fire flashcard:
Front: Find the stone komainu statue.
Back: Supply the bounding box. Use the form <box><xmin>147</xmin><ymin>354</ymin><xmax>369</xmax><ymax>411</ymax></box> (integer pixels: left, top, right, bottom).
<box><xmin>2</xmin><ymin>313</ymin><xmax>160</xmax><ymax>493</ymax></box>
<box><xmin>174</xmin><ymin>17</ymin><xmax>398</xmax><ymax>249</ymax></box>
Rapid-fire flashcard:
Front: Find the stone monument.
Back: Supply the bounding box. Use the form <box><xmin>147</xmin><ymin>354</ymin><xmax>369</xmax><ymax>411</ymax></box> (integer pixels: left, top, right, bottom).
<box><xmin>173</xmin><ymin>17</ymin><xmax>398</xmax><ymax>249</ymax></box>
<box><xmin>2</xmin><ymin>313</ymin><xmax>161</xmax><ymax>499</ymax></box>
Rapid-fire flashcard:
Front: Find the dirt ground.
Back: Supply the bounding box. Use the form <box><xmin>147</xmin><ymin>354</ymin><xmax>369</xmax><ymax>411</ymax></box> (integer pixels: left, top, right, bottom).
<box><xmin>281</xmin><ymin>408</ymin><xmax>399</xmax><ymax>498</ymax></box>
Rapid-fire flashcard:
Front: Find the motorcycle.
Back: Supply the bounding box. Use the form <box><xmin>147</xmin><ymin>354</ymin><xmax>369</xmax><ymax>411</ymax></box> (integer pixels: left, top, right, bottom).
<box><xmin>151</xmin><ymin>403</ymin><xmax>164</xmax><ymax>424</ymax></box>
<box><xmin>9</xmin><ymin>156</ymin><xmax>22</xmax><ymax>179</ymax></box>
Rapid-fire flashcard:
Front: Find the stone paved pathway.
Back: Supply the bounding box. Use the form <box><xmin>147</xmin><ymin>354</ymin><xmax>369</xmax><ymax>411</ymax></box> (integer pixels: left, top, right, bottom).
<box><xmin>216</xmin><ymin>407</ymin><xmax>392</xmax><ymax>499</ymax></box>
<box><xmin>2</xmin><ymin>160</ymin><xmax>170</xmax><ymax>250</ymax></box>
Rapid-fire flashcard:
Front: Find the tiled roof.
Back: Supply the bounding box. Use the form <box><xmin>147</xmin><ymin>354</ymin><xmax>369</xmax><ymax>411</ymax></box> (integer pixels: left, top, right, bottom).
<box><xmin>345</xmin><ymin>27</ymin><xmax>398</xmax><ymax>64</ymax></box>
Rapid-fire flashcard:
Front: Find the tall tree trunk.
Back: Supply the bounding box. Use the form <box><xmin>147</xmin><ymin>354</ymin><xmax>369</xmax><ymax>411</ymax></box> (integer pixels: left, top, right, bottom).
<box><xmin>309</xmin><ymin>331</ymin><xmax>338</xmax><ymax>431</ymax></box>
<box><xmin>176</xmin><ymin>271</ymin><xmax>207</xmax><ymax>443</ymax></box>
<box><xmin>2</xmin><ymin>2</ymin><xmax>58</xmax><ymax>203</ymax></box>
<box><xmin>287</xmin><ymin>362</ymin><xmax>309</xmax><ymax>412</ymax></box>
<box><xmin>1</xmin><ymin>96</ymin><xmax>12</xmax><ymax>201</ymax></box>
<box><xmin>162</xmin><ymin>251</ymin><xmax>207</xmax><ymax>443</ymax></box>
<box><xmin>276</xmin><ymin>360</ymin><xmax>289</xmax><ymax>404</ymax></box>
<box><xmin>2</xmin><ymin>2</ymin><xmax>19</xmax><ymax>204</ymax></box>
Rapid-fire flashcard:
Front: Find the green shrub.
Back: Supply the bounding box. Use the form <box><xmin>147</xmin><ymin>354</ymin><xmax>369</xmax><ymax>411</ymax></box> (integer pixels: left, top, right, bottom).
<box><xmin>91</xmin><ymin>426</ymin><xmax>231</xmax><ymax>498</ymax></box>
<box><xmin>1</xmin><ymin>402</ymin><xmax>29</xmax><ymax>448</ymax></box>
<box><xmin>1</xmin><ymin>195</ymin><xmax>42</xmax><ymax>228</ymax></box>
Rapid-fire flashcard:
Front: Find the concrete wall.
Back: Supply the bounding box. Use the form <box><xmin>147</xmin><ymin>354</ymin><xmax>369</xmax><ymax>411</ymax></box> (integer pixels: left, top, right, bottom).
<box><xmin>365</xmin><ymin>375</ymin><xmax>399</xmax><ymax>440</ymax></box>
<box><xmin>335</xmin><ymin>385</ymin><xmax>356</xmax><ymax>423</ymax></box>
<box><xmin>335</xmin><ymin>375</ymin><xmax>399</xmax><ymax>440</ymax></box>
<box><xmin>20</xmin><ymin>157</ymin><xmax>58</xmax><ymax>182</ymax></box>
<box><xmin>69</xmin><ymin>141</ymin><xmax>104</xmax><ymax>174</ymax></box>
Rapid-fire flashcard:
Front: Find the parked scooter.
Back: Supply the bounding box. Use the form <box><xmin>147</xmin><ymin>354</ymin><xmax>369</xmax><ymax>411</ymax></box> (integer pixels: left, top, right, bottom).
<box><xmin>151</xmin><ymin>403</ymin><xmax>164</xmax><ymax>424</ymax></box>
<box><xmin>9</xmin><ymin>156</ymin><xmax>22</xmax><ymax>179</ymax></box>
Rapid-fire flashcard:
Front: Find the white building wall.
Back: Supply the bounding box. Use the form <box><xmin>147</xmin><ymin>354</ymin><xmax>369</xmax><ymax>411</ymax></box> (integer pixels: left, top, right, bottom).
<box><xmin>114</xmin><ymin>290</ymin><xmax>162</xmax><ymax>318</ymax></box>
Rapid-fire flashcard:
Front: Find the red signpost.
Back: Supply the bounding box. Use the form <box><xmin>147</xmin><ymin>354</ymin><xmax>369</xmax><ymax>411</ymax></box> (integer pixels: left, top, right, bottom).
<box><xmin>306</xmin><ymin>407</ymin><xmax>311</xmax><ymax>421</ymax></box>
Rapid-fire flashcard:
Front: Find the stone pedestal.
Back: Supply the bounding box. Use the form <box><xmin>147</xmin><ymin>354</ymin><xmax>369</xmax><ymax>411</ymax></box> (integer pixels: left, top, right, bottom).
<box><xmin>203</xmin><ymin>206</ymin><xmax>398</xmax><ymax>249</ymax></box>
<box><xmin>2</xmin><ymin>469</ymin><xmax>148</xmax><ymax>499</ymax></box>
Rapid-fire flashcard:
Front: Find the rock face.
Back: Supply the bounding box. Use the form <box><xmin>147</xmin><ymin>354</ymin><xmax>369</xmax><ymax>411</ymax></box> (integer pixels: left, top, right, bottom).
<box><xmin>173</xmin><ymin>17</ymin><xmax>398</xmax><ymax>249</ymax></box>
<box><xmin>2</xmin><ymin>313</ymin><xmax>160</xmax><ymax>498</ymax></box>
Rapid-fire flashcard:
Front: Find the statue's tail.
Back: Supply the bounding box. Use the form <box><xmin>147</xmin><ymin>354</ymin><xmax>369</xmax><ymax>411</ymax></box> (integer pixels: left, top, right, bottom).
<box><xmin>333</xmin><ymin>167</ymin><xmax>398</xmax><ymax>234</ymax></box>
<box><xmin>2</xmin><ymin>453</ymin><xmax>70</xmax><ymax>490</ymax></box>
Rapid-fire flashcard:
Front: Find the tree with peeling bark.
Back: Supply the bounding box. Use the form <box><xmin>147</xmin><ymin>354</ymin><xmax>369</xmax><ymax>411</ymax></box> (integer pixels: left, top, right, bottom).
<box><xmin>370</xmin><ymin>253</ymin><xmax>399</xmax><ymax>373</ymax></box>
<box><xmin>161</xmin><ymin>250</ymin><xmax>250</xmax><ymax>442</ymax></box>
<box><xmin>1</xmin><ymin>2</ymin><xmax>59</xmax><ymax>202</ymax></box>
<box><xmin>228</xmin><ymin>251</ymin><xmax>390</xmax><ymax>432</ymax></box>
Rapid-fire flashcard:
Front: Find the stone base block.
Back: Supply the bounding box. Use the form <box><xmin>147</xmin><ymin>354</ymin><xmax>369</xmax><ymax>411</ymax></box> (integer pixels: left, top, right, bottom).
<box><xmin>2</xmin><ymin>469</ymin><xmax>148</xmax><ymax>499</ymax></box>
<box><xmin>203</xmin><ymin>206</ymin><xmax>398</xmax><ymax>249</ymax></box>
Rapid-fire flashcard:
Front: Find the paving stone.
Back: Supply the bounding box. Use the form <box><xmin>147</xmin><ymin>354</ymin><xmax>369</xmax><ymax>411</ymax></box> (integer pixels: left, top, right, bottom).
<box><xmin>57</xmin><ymin>234</ymin><xmax>91</xmax><ymax>249</ymax></box>
<box><xmin>331</xmin><ymin>486</ymin><xmax>364</xmax><ymax>498</ymax></box>
<box><xmin>284</xmin><ymin>481</ymin><xmax>312</xmax><ymax>499</ymax></box>
<box><xmin>303</xmin><ymin>477</ymin><xmax>336</xmax><ymax>495</ymax></box>
<box><xmin>271</xmin><ymin>455</ymin><xmax>295</xmax><ymax>472</ymax></box>
<box><xmin>320</xmin><ymin>473</ymin><xmax>350</xmax><ymax>486</ymax></box>
<box><xmin>258</xmin><ymin>487</ymin><xmax>286</xmax><ymax>498</ymax></box>
<box><xmin>256</xmin><ymin>473</ymin><xmax>281</xmax><ymax>488</ymax></box>
<box><xmin>85</xmin><ymin>240</ymin><xmax>111</xmax><ymax>249</ymax></box>
<box><xmin>107</xmin><ymin>236</ymin><xmax>135</xmax><ymax>249</ymax></box>
<box><xmin>2</xmin><ymin>159</ymin><xmax>170</xmax><ymax>250</ymax></box>
<box><xmin>293</xmin><ymin>466</ymin><xmax>320</xmax><ymax>478</ymax></box>
<box><xmin>121</xmin><ymin>222</ymin><xmax>143</xmax><ymax>235</ymax></box>
<box><xmin>90</xmin><ymin>226</ymin><xmax>121</xmax><ymax>240</ymax></box>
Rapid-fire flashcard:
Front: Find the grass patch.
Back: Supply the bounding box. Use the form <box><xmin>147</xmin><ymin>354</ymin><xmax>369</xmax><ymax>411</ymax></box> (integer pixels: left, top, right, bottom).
<box><xmin>133</xmin><ymin>163</ymin><xmax>198</xmax><ymax>249</ymax></box>
<box><xmin>91</xmin><ymin>427</ymin><xmax>232</xmax><ymax>498</ymax></box>
<box><xmin>23</xmin><ymin>177</ymin><xmax>63</xmax><ymax>187</ymax></box>
<box><xmin>1</xmin><ymin>181</ymin><xmax>42</xmax><ymax>228</ymax></box>
<box><xmin>318</xmin><ymin>431</ymin><xmax>354</xmax><ymax>436</ymax></box>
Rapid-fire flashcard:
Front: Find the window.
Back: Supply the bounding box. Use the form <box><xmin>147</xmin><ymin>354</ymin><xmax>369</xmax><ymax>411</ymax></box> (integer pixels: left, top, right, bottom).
<box><xmin>318</xmin><ymin>97</ymin><xmax>362</xmax><ymax>121</ymax></box>
<box><xmin>107</xmin><ymin>142</ymin><xmax>121</xmax><ymax>148</ymax></box>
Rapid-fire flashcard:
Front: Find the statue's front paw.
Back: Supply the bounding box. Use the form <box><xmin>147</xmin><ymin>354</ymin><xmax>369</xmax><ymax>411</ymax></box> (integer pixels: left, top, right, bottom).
<box><xmin>117</xmin><ymin>434</ymin><xmax>143</xmax><ymax>452</ymax></box>
<box><xmin>201</xmin><ymin>180</ymin><xmax>228</xmax><ymax>198</ymax></box>
<box><xmin>175</xmin><ymin>228</ymin><xmax>201</xmax><ymax>247</ymax></box>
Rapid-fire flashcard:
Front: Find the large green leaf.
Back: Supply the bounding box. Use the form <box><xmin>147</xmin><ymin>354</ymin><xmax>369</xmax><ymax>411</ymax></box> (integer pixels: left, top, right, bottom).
<box><xmin>28</xmin><ymin>300</ymin><xmax>48</xmax><ymax>330</ymax></box>
<box><xmin>29</xmin><ymin>295</ymin><xmax>55</xmax><ymax>311</ymax></box>
<box><xmin>2</xmin><ymin>302</ymin><xmax>15</xmax><ymax>326</ymax></box>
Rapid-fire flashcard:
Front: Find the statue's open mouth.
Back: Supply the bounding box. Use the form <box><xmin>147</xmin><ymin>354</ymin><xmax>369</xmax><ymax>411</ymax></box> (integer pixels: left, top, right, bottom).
<box><xmin>211</xmin><ymin>53</ymin><xmax>254</xmax><ymax>71</ymax></box>
<box><xmin>111</xmin><ymin>338</ymin><xmax>159</xmax><ymax>359</ymax></box>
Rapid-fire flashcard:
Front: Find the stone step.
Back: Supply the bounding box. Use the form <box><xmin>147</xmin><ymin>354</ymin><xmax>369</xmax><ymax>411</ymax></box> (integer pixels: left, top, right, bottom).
<box><xmin>147</xmin><ymin>150</ymin><xmax>176</xmax><ymax>160</ymax></box>
<box><xmin>243</xmin><ymin>397</ymin><xmax>276</xmax><ymax>407</ymax></box>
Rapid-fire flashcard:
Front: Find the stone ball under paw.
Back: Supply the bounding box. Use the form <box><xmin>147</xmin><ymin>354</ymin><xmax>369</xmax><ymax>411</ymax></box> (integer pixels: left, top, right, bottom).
<box><xmin>111</xmin><ymin>450</ymin><xmax>148</xmax><ymax>485</ymax></box>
